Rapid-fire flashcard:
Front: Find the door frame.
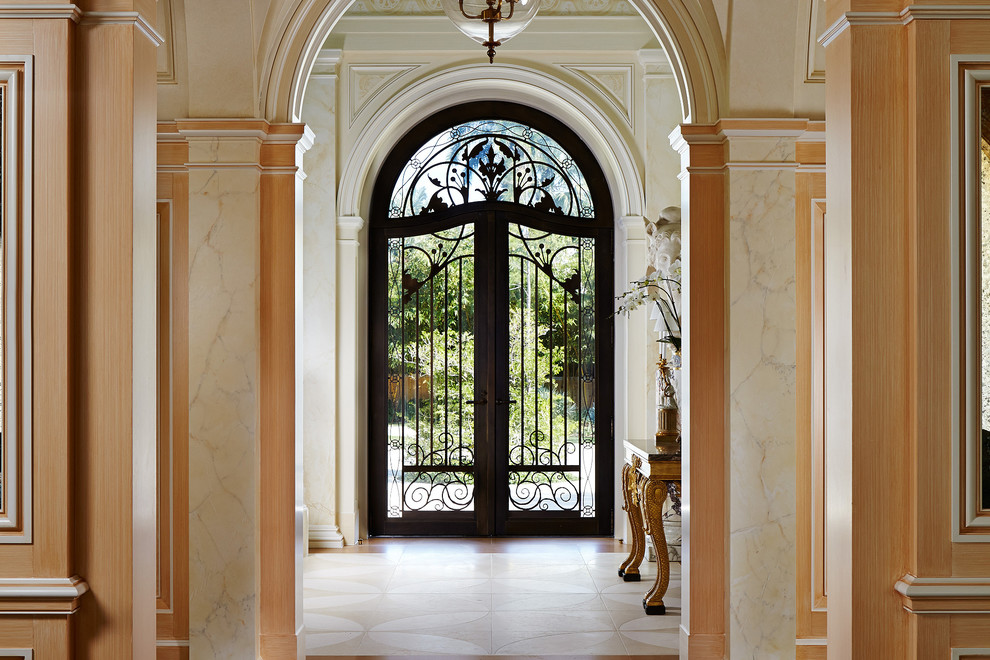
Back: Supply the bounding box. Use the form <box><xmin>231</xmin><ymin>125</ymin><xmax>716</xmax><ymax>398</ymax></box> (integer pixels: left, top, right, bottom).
<box><xmin>367</xmin><ymin>102</ymin><xmax>615</xmax><ymax>537</ymax></box>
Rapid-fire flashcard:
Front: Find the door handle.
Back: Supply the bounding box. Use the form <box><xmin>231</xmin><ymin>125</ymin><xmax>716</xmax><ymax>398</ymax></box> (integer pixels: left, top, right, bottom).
<box><xmin>496</xmin><ymin>399</ymin><xmax>518</xmax><ymax>405</ymax></box>
<box><xmin>467</xmin><ymin>397</ymin><xmax>488</xmax><ymax>405</ymax></box>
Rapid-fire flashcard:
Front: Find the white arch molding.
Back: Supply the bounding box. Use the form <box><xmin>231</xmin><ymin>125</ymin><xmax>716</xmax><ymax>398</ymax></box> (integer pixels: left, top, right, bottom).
<box><xmin>335</xmin><ymin>64</ymin><xmax>646</xmax><ymax>222</ymax></box>
<box><xmin>259</xmin><ymin>0</ymin><xmax>726</xmax><ymax>124</ymax></box>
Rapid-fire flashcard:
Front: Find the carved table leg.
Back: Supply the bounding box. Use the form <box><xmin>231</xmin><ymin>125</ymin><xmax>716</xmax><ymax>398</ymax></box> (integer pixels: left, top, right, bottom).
<box><xmin>618</xmin><ymin>456</ymin><xmax>645</xmax><ymax>582</ymax></box>
<box><xmin>641</xmin><ymin>475</ymin><xmax>670</xmax><ymax>614</ymax></box>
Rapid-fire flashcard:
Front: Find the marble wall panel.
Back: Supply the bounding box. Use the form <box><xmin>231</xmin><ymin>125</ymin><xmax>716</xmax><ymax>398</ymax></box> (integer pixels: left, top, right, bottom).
<box><xmin>728</xmin><ymin>157</ymin><xmax>797</xmax><ymax>659</ymax></box>
<box><xmin>302</xmin><ymin>75</ymin><xmax>339</xmax><ymax>530</ymax></box>
<box><xmin>187</xmin><ymin>162</ymin><xmax>260</xmax><ymax>660</ymax></box>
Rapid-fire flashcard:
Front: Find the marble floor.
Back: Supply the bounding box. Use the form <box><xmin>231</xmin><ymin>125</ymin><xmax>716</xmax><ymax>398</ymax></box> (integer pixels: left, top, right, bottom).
<box><xmin>304</xmin><ymin>537</ymin><xmax>680</xmax><ymax>659</ymax></box>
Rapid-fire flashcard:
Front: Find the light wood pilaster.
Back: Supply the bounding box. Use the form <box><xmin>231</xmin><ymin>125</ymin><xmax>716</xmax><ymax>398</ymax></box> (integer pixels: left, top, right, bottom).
<box><xmin>669</xmin><ymin>123</ymin><xmax>727</xmax><ymax>659</ymax></box>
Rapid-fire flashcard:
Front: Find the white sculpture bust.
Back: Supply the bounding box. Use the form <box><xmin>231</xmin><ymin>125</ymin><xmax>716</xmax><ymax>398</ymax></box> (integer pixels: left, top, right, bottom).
<box><xmin>645</xmin><ymin>206</ymin><xmax>681</xmax><ymax>278</ymax></box>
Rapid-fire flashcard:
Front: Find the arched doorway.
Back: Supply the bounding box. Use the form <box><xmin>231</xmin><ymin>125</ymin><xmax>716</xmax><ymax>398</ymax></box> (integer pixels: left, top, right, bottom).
<box><xmin>255</xmin><ymin>0</ymin><xmax>731</xmax><ymax>654</ymax></box>
<box><xmin>367</xmin><ymin>102</ymin><xmax>615</xmax><ymax>536</ymax></box>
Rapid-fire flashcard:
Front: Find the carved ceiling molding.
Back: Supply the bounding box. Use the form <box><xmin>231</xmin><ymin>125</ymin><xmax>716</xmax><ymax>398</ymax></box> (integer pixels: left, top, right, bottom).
<box><xmin>562</xmin><ymin>64</ymin><xmax>634</xmax><ymax>127</ymax></box>
<box><xmin>348</xmin><ymin>64</ymin><xmax>421</xmax><ymax>126</ymax></box>
<box><xmin>157</xmin><ymin>0</ymin><xmax>177</xmax><ymax>84</ymax></box>
<box><xmin>804</xmin><ymin>0</ymin><xmax>825</xmax><ymax>83</ymax></box>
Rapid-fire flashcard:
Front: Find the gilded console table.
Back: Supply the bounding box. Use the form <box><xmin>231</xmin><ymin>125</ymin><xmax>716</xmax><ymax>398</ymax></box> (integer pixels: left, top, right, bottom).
<box><xmin>618</xmin><ymin>438</ymin><xmax>681</xmax><ymax>615</ymax></box>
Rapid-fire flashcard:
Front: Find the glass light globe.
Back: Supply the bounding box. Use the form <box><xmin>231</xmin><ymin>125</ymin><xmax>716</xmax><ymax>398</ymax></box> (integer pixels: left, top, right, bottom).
<box><xmin>440</xmin><ymin>0</ymin><xmax>541</xmax><ymax>61</ymax></box>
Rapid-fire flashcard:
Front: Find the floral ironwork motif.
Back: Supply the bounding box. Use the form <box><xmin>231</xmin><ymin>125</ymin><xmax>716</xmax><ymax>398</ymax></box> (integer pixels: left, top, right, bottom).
<box><xmin>389</xmin><ymin>119</ymin><xmax>595</xmax><ymax>219</ymax></box>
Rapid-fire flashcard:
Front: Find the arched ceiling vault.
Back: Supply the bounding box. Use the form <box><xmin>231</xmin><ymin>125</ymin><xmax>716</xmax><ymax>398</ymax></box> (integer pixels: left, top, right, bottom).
<box><xmin>257</xmin><ymin>0</ymin><xmax>727</xmax><ymax>124</ymax></box>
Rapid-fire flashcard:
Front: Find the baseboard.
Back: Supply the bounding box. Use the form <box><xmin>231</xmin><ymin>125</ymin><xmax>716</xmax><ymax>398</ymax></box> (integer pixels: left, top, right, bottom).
<box><xmin>309</xmin><ymin>524</ymin><xmax>345</xmax><ymax>549</ymax></box>
<box><xmin>680</xmin><ymin>627</ymin><xmax>726</xmax><ymax>659</ymax></box>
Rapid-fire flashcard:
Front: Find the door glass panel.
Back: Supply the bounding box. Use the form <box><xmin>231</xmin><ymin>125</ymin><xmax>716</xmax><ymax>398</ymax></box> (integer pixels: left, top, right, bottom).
<box><xmin>386</xmin><ymin>223</ymin><xmax>476</xmax><ymax>516</ymax></box>
<box><xmin>388</xmin><ymin>119</ymin><xmax>596</xmax><ymax>219</ymax></box>
<box><xmin>507</xmin><ymin>223</ymin><xmax>596</xmax><ymax>516</ymax></box>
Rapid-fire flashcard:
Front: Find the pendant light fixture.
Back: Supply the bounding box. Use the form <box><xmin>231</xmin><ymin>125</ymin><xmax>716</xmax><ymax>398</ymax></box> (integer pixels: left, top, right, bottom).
<box><xmin>440</xmin><ymin>0</ymin><xmax>541</xmax><ymax>63</ymax></box>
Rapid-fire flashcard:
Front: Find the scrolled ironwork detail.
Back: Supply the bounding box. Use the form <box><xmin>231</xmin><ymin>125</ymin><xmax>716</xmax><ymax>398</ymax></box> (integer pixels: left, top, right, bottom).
<box><xmin>389</xmin><ymin>119</ymin><xmax>595</xmax><ymax>219</ymax></box>
<box><xmin>508</xmin><ymin>470</ymin><xmax>579</xmax><ymax>511</ymax></box>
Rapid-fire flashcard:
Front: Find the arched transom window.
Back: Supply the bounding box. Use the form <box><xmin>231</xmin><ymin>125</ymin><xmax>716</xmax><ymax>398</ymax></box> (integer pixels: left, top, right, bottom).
<box><xmin>388</xmin><ymin>119</ymin><xmax>596</xmax><ymax>219</ymax></box>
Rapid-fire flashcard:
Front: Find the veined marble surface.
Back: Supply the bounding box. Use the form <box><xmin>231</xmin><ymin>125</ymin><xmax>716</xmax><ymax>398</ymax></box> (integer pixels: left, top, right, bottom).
<box><xmin>727</xmin><ymin>145</ymin><xmax>797</xmax><ymax>659</ymax></box>
<box><xmin>302</xmin><ymin>74</ymin><xmax>339</xmax><ymax>530</ymax></box>
<box><xmin>305</xmin><ymin>538</ymin><xmax>680</xmax><ymax>656</ymax></box>
<box><xmin>188</xmin><ymin>163</ymin><xmax>260</xmax><ymax>660</ymax></box>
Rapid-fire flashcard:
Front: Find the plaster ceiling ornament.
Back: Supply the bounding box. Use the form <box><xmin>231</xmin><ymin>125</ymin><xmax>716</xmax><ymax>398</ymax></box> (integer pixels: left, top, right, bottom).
<box><xmin>348</xmin><ymin>65</ymin><xmax>420</xmax><ymax>125</ymax></box>
<box><xmin>440</xmin><ymin>0</ymin><xmax>542</xmax><ymax>62</ymax></box>
<box><xmin>562</xmin><ymin>65</ymin><xmax>634</xmax><ymax>126</ymax></box>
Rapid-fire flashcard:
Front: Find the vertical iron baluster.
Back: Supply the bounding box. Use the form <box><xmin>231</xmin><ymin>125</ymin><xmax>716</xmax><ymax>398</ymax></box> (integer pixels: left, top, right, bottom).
<box><xmin>549</xmin><ymin>260</ymin><xmax>553</xmax><ymax>465</ymax></box>
<box><xmin>534</xmin><ymin>256</ymin><xmax>539</xmax><ymax>466</ymax></box>
<box><xmin>441</xmin><ymin>254</ymin><xmax>451</xmax><ymax>465</ymax></box>
<box><xmin>459</xmin><ymin>244</ymin><xmax>464</xmax><ymax>469</ymax></box>
<box><xmin>429</xmin><ymin>273</ymin><xmax>435</xmax><ymax>465</ymax></box>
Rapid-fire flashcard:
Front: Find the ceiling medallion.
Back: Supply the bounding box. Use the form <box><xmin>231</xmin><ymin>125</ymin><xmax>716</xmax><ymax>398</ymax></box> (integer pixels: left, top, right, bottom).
<box><xmin>440</xmin><ymin>0</ymin><xmax>541</xmax><ymax>62</ymax></box>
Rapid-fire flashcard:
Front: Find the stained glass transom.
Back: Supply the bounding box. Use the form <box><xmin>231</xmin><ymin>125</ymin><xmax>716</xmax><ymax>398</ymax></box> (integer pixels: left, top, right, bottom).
<box><xmin>388</xmin><ymin>119</ymin><xmax>595</xmax><ymax>219</ymax></box>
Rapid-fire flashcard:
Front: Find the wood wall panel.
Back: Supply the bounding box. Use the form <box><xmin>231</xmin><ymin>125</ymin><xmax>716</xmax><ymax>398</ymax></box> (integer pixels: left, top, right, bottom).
<box><xmin>796</xmin><ymin>127</ymin><xmax>827</xmax><ymax>643</ymax></box>
<box><xmin>155</xmin><ymin>130</ymin><xmax>189</xmax><ymax>655</ymax></box>
<box><xmin>796</xmin><ymin>645</ymin><xmax>827</xmax><ymax>660</ymax></box>
<box><xmin>258</xmin><ymin>132</ymin><xmax>306</xmax><ymax>660</ymax></box>
<box><xmin>823</xmin><ymin>22</ymin><xmax>913</xmax><ymax>660</ymax></box>
<box><xmin>0</xmin><ymin>7</ymin><xmax>159</xmax><ymax>658</ymax></box>
<box><xmin>72</xmin><ymin>17</ymin><xmax>159</xmax><ymax>659</ymax></box>
<box><xmin>907</xmin><ymin>17</ymin><xmax>954</xmax><ymax>579</ymax></box>
<box><xmin>29</xmin><ymin>17</ymin><xmax>70</xmax><ymax>581</ymax></box>
<box><xmin>670</xmin><ymin>125</ymin><xmax>727</xmax><ymax>659</ymax></box>
<box><xmin>824</xmin><ymin>10</ymin><xmax>990</xmax><ymax>659</ymax></box>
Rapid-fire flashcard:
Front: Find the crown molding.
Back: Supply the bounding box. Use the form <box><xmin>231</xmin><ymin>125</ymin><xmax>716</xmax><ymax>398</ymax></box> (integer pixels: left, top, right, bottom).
<box><xmin>80</xmin><ymin>11</ymin><xmax>164</xmax><ymax>46</ymax></box>
<box><xmin>0</xmin><ymin>5</ymin><xmax>165</xmax><ymax>46</ymax></box>
<box><xmin>0</xmin><ymin>3</ymin><xmax>82</xmax><ymax>21</ymax></box>
<box><xmin>821</xmin><ymin>5</ymin><xmax>990</xmax><ymax>49</ymax></box>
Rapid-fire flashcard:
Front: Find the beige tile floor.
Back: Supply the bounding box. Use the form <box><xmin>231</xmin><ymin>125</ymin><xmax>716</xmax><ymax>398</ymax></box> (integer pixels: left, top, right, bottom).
<box><xmin>304</xmin><ymin>538</ymin><xmax>680</xmax><ymax>659</ymax></box>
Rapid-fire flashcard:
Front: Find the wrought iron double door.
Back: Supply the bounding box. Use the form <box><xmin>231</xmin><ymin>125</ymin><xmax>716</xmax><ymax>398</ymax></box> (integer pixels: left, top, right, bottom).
<box><xmin>370</xmin><ymin>208</ymin><xmax>613</xmax><ymax>536</ymax></box>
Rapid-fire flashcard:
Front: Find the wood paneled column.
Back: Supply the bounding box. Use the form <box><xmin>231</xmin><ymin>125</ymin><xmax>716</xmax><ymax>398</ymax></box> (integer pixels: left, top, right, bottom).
<box><xmin>74</xmin><ymin>5</ymin><xmax>160</xmax><ymax>655</ymax></box>
<box><xmin>259</xmin><ymin>122</ymin><xmax>313</xmax><ymax>660</ymax></box>
<box><xmin>669</xmin><ymin>124</ymin><xmax>728</xmax><ymax>659</ymax></box>
<box><xmin>0</xmin><ymin>3</ymin><xmax>159</xmax><ymax>658</ymax></box>
<box><xmin>822</xmin><ymin>3</ymin><xmax>990</xmax><ymax>657</ymax></box>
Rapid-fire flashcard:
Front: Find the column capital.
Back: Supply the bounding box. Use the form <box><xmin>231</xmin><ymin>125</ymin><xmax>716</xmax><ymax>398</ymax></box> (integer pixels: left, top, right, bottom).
<box><xmin>312</xmin><ymin>49</ymin><xmax>343</xmax><ymax>78</ymax></box>
<box><xmin>337</xmin><ymin>215</ymin><xmax>366</xmax><ymax>240</ymax></box>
